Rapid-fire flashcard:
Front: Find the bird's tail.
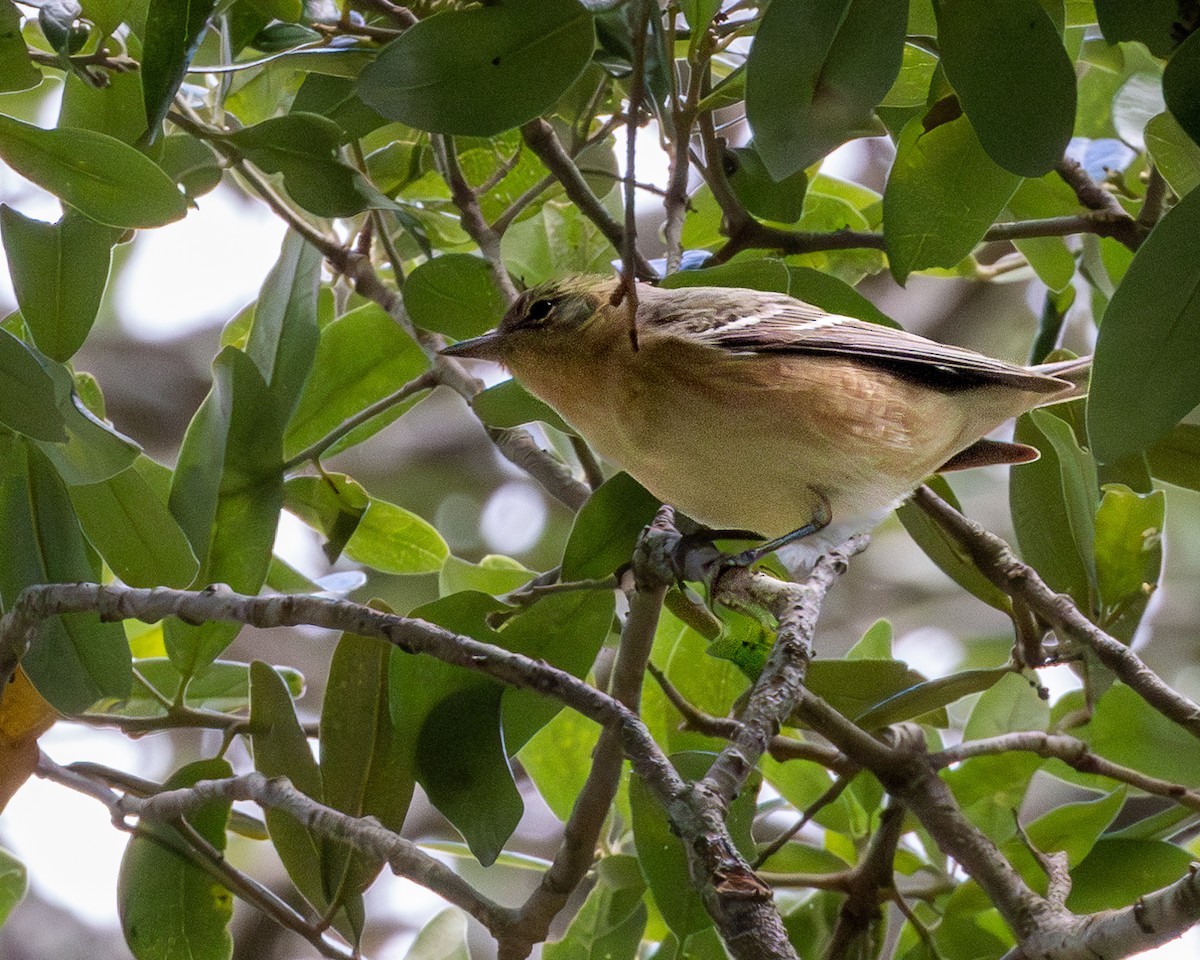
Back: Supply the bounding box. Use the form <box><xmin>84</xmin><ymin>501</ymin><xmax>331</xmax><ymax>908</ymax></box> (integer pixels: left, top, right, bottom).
<box><xmin>1033</xmin><ymin>354</ymin><xmax>1091</xmax><ymax>404</ymax></box>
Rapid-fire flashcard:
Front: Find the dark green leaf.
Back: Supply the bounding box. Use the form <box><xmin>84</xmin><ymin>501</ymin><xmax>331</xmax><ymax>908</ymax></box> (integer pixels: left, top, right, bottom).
<box><xmin>724</xmin><ymin>145</ymin><xmax>808</xmax><ymax>224</ymax></box>
<box><xmin>68</xmin><ymin>458</ymin><xmax>200</xmax><ymax>589</ymax></box>
<box><xmin>141</xmin><ymin>0</ymin><xmax>217</xmax><ymax>134</ymax></box>
<box><xmin>1094</xmin><ymin>0</ymin><xmax>1181</xmax><ymax>57</ymax></box>
<box><xmin>896</xmin><ymin>475</ymin><xmax>1013</xmax><ymax>612</ymax></box>
<box><xmin>1163</xmin><ymin>28</ymin><xmax>1200</xmax><ymax>148</ymax></box>
<box><xmin>223</xmin><ymin>113</ymin><xmax>397</xmax><ymax>218</ymax></box>
<box><xmin>158</xmin><ymin>134</ymin><xmax>222</xmax><ymax>201</ymax></box>
<box><xmin>630</xmin><ymin>752</ymin><xmax>759</xmax><ymax>940</ymax></box>
<box><xmin>40</xmin><ymin>1</ymin><xmax>87</xmax><ymax>57</ymax></box>
<box><xmin>0</xmin><ymin>2</ymin><xmax>41</xmax><ymax>93</ymax></box>
<box><xmin>936</xmin><ymin>0</ymin><xmax>1077</xmax><ymax>176</ymax></box>
<box><xmin>284</xmin><ymin>302</ymin><xmax>430</xmax><ymax>461</ymax></box>
<box><xmin>803</xmin><ymin>659</ymin><xmax>946</xmax><ymax>727</ymax></box>
<box><xmin>854</xmin><ymin>667</ymin><xmax>1012</xmax><ymax>729</ymax></box>
<box><xmin>1087</xmin><ymin>185</ymin><xmax>1200</xmax><ymax>460</ymax></box>
<box><xmin>472</xmin><ymin>378</ymin><xmax>576</xmax><ymax>435</ymax></box>
<box><xmin>1029</xmin><ymin>408</ymin><xmax>1100</xmax><ymax>590</ymax></box>
<box><xmin>59</xmin><ymin>58</ymin><xmax>146</xmax><ymax>144</ymax></box>
<box><xmin>403</xmin><ymin>254</ymin><xmax>509</xmax><ymax>341</ymax></box>
<box><xmin>745</xmin><ymin>0</ymin><xmax>906</xmax><ymax>179</ymax></box>
<box><xmin>31</xmin><ymin>353</ymin><xmax>139</xmax><ymax>484</ymax></box>
<box><xmin>0</xmin><ymin>206</ymin><xmax>118</xmax><ymax>361</ymax></box>
<box><xmin>319</xmin><ymin>632</ymin><xmax>414</xmax><ymax>928</ymax></box>
<box><xmin>166</xmin><ymin>348</ymin><xmax>283</xmax><ymax>672</ymax></box>
<box><xmin>0</xmin><ymin>327</ymin><xmax>67</xmax><ymax>441</ymax></box>
<box><xmin>0</xmin><ymin>438</ymin><xmax>131</xmax><ymax>713</ymax></box>
<box><xmin>544</xmin><ymin>855</ymin><xmax>647</xmax><ymax>960</ymax></box>
<box><xmin>357</xmin><ymin>0</ymin><xmax>595</xmax><ymax>137</ymax></box>
<box><xmin>1146</xmin><ymin>423</ymin><xmax>1200</xmax><ymax>490</ymax></box>
<box><xmin>0</xmin><ymin>115</ymin><xmax>187</xmax><ymax>228</ymax></box>
<box><xmin>884</xmin><ymin>109</ymin><xmax>1022</xmax><ymax>283</ymax></box>
<box><xmin>118</xmin><ymin>758</ymin><xmax>234</xmax><ymax>960</ymax></box>
<box><xmin>560</xmin><ymin>471</ymin><xmax>661</xmax><ymax>580</ymax></box>
<box><xmin>1011</xmin><ymin>409</ymin><xmax>1093</xmax><ymax>604</ymax></box>
<box><xmin>250</xmin><ymin>661</ymin><xmax>347</xmax><ymax>924</ymax></box>
<box><xmin>1066</xmin><ymin>838</ymin><xmax>1195</xmax><ymax>913</ymax></box>
<box><xmin>291</xmin><ymin>73</ymin><xmax>387</xmax><ymax>142</ymax></box>
<box><xmin>245</xmin><ymin>231</ymin><xmax>321</xmax><ymax>424</ymax></box>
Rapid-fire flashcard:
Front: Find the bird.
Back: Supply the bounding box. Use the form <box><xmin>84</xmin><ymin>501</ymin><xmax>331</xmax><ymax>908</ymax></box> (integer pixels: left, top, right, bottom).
<box><xmin>442</xmin><ymin>275</ymin><xmax>1089</xmax><ymax>567</ymax></box>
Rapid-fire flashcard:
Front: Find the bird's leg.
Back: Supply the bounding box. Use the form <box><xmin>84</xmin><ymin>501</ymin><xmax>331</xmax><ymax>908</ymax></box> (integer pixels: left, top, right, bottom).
<box><xmin>722</xmin><ymin>489</ymin><xmax>833</xmax><ymax>568</ymax></box>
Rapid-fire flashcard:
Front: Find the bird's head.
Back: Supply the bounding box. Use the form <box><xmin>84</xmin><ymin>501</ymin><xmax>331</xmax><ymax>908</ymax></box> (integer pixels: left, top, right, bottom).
<box><xmin>440</xmin><ymin>274</ymin><xmax>617</xmax><ymax>364</ymax></box>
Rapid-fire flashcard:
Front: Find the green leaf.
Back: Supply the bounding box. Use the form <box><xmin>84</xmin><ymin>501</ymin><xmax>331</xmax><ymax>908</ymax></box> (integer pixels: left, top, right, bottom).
<box><xmin>1066</xmin><ymin>838</ymin><xmax>1195</xmax><ymax>913</ymax></box>
<box><xmin>803</xmin><ymin>659</ymin><xmax>946</xmax><ymax>727</ymax></box>
<box><xmin>0</xmin><ymin>207</ymin><xmax>118</xmax><ymax>361</ymax></box>
<box><xmin>118</xmin><ymin>758</ymin><xmax>234</xmax><ymax>960</ymax></box>
<box><xmin>223</xmin><ymin>113</ymin><xmax>398</xmax><ymax>218</ymax></box>
<box><xmin>283</xmin><ymin>472</ymin><xmax>369</xmax><ymax>563</ymax></box>
<box><xmin>0</xmin><ymin>2</ymin><xmax>40</xmax><ymax>93</ymax></box>
<box><xmin>342</xmin><ymin>491</ymin><xmax>448</xmax><ymax>575</ymax></box>
<box><xmin>1024</xmin><ymin>788</ymin><xmax>1124</xmax><ymax>868</ymax></box>
<box><xmin>896</xmin><ymin>475</ymin><xmax>1013</xmax><ymax>613</ymax></box>
<box><xmin>290</xmin><ymin>73</ymin><xmax>387</xmax><ymax>142</ymax></box>
<box><xmin>166</xmin><ymin>348</ymin><xmax>283</xmax><ymax>672</ymax></box>
<box><xmin>518</xmin><ymin>699</ymin><xmax>602</xmax><ymax>821</ymax></box>
<box><xmin>1146</xmin><ymin>423</ymin><xmax>1200</xmax><ymax>491</ymax></box>
<box><xmin>723</xmin><ymin>145</ymin><xmax>808</xmax><ymax>224</ymax></box>
<box><xmin>1163</xmin><ymin>28</ymin><xmax>1200</xmax><ymax>148</ymax></box>
<box><xmin>745</xmin><ymin>0</ymin><xmax>906</xmax><ymax>179</ymax></box>
<box><xmin>630</xmin><ymin>752</ymin><xmax>759</xmax><ymax>940</ymax></box>
<box><xmin>944</xmin><ymin>673</ymin><xmax>1049</xmax><ymax>841</ymax></box>
<box><xmin>544</xmin><ymin>855</ymin><xmax>647</xmax><ymax>960</ymax></box>
<box><xmin>1010</xmin><ymin>409</ymin><xmax>1093</xmax><ymax>604</ymax></box>
<box><xmin>500</xmin><ymin>200</ymin><xmax>617</xmax><ymax>284</ymax></box>
<box><xmin>472</xmin><ymin>378</ymin><xmax>576</xmax><ymax>435</ymax></box>
<box><xmin>1093</xmin><ymin>484</ymin><xmax>1163</xmax><ymax>619</ymax></box>
<box><xmin>854</xmin><ymin>667</ymin><xmax>1012</xmax><ymax>729</ymax></box>
<box><xmin>1087</xmin><ymin>185</ymin><xmax>1200</xmax><ymax>460</ymax></box>
<box><xmin>0</xmin><ymin>327</ymin><xmax>67</xmax><ymax>441</ymax></box>
<box><xmin>358</xmin><ymin>0</ymin><xmax>595</xmax><ymax>137</ymax></box>
<box><xmin>1145</xmin><ymin>111</ymin><xmax>1200</xmax><ymax>198</ymax></box>
<box><xmin>141</xmin><ymin>0</ymin><xmax>216</xmax><ymax>134</ymax></box>
<box><xmin>0</xmin><ymin>438</ymin><xmax>131</xmax><ymax>714</ymax></box>
<box><xmin>935</xmin><ymin>0</ymin><xmax>1077</xmax><ymax>176</ymax></box>
<box><xmin>406</xmin><ymin>909</ymin><xmax>471</xmax><ymax>960</ymax></box>
<box><xmin>319</xmin><ymin>632</ymin><xmax>414</xmax><ymax>931</ymax></box>
<box><xmin>250</xmin><ymin>660</ymin><xmax>352</xmax><ymax>926</ymax></box>
<box><xmin>0</xmin><ymin>847</ymin><xmax>27</xmax><ymax>926</ymax></box>
<box><xmin>0</xmin><ymin>114</ymin><xmax>187</xmax><ymax>228</ymax></box>
<box><xmin>68</xmin><ymin>457</ymin><xmax>200</xmax><ymax>589</ymax></box>
<box><xmin>1005</xmin><ymin>174</ymin><xmax>1081</xmax><ymax>292</ymax></box>
<box><xmin>884</xmin><ymin>109</ymin><xmax>1022</xmax><ymax>283</ymax></box>
<box><xmin>158</xmin><ymin>134</ymin><xmax>222</xmax><ymax>202</ymax></box>
<box><xmin>245</xmin><ymin>231</ymin><xmax>321</xmax><ymax>424</ymax></box>
<box><xmin>1081</xmin><ymin>683</ymin><xmax>1200</xmax><ymax>788</ymax></box>
<box><xmin>847</xmin><ymin>618</ymin><xmax>893</xmax><ymax>660</ymax></box>
<box><xmin>439</xmin><ymin>554</ymin><xmax>535</xmax><ymax>598</ymax></box>
<box><xmin>1029</xmin><ymin>408</ymin><xmax>1100</xmax><ymax>591</ymax></box>
<box><xmin>560</xmin><ymin>471</ymin><xmax>661</xmax><ymax>580</ymax></box>
<box><xmin>284</xmin><ymin>302</ymin><xmax>430</xmax><ymax>461</ymax></box>
<box><xmin>1094</xmin><ymin>0</ymin><xmax>1181</xmax><ymax>57</ymax></box>
<box><xmin>403</xmin><ymin>254</ymin><xmax>509</xmax><ymax>341</ymax></box>
<box><xmin>59</xmin><ymin>57</ymin><xmax>146</xmax><ymax>144</ymax></box>
<box><xmin>92</xmin><ymin>658</ymin><xmax>304</xmax><ymax>718</ymax></box>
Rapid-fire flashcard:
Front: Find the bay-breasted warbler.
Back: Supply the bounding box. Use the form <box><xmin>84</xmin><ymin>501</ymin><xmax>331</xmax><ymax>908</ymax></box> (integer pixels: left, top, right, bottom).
<box><xmin>443</xmin><ymin>275</ymin><xmax>1088</xmax><ymax>560</ymax></box>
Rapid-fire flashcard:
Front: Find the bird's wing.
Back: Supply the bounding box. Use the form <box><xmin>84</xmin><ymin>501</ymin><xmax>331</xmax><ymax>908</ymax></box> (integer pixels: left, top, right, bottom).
<box><xmin>652</xmin><ymin>289</ymin><xmax>1069</xmax><ymax>394</ymax></box>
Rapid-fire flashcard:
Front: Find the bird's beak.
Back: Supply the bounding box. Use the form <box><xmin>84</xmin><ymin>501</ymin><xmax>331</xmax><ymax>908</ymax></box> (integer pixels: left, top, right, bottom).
<box><xmin>440</xmin><ymin>330</ymin><xmax>505</xmax><ymax>362</ymax></box>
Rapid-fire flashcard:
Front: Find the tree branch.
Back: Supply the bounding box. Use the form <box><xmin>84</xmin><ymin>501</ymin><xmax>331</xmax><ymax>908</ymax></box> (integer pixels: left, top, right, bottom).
<box><xmin>912</xmin><ymin>486</ymin><xmax>1200</xmax><ymax>740</ymax></box>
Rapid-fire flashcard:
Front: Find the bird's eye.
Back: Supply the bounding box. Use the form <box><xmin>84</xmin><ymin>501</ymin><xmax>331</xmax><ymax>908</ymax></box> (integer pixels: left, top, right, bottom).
<box><xmin>526</xmin><ymin>299</ymin><xmax>555</xmax><ymax>323</ymax></box>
